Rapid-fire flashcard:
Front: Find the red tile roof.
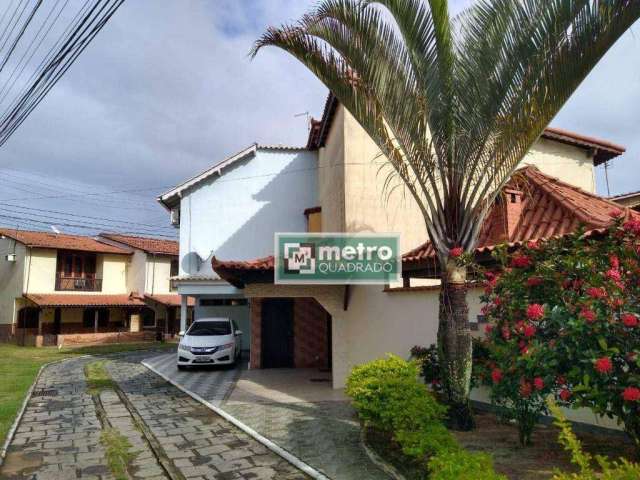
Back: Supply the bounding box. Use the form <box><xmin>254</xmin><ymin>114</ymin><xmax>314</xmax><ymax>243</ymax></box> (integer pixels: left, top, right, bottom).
<box><xmin>24</xmin><ymin>293</ymin><xmax>146</xmax><ymax>307</ymax></box>
<box><xmin>403</xmin><ymin>166</ymin><xmax>639</xmax><ymax>265</ymax></box>
<box><xmin>211</xmin><ymin>256</ymin><xmax>274</xmax><ymax>288</ymax></box>
<box><xmin>100</xmin><ymin>233</ymin><xmax>178</xmax><ymax>256</ymax></box>
<box><xmin>306</xmin><ymin>94</ymin><xmax>624</xmax><ymax>165</ymax></box>
<box><xmin>144</xmin><ymin>294</ymin><xmax>195</xmax><ymax>307</ymax></box>
<box><xmin>0</xmin><ymin>229</ymin><xmax>131</xmax><ymax>254</ymax></box>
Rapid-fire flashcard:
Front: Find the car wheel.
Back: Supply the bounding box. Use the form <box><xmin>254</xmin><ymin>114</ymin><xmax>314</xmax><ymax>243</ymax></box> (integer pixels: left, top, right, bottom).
<box><xmin>177</xmin><ymin>364</ymin><xmax>188</xmax><ymax>371</ymax></box>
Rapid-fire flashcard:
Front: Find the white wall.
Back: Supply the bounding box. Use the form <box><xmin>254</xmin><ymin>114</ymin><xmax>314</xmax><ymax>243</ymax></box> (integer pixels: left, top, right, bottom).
<box><xmin>145</xmin><ymin>255</ymin><xmax>174</xmax><ymax>294</ymax></box>
<box><xmin>127</xmin><ymin>249</ymin><xmax>147</xmax><ymax>294</ymax></box>
<box><xmin>0</xmin><ymin>238</ymin><xmax>25</xmax><ymax>325</ymax></box>
<box><xmin>178</xmin><ymin>148</ymin><xmax>318</xmax><ymax>277</ymax></box>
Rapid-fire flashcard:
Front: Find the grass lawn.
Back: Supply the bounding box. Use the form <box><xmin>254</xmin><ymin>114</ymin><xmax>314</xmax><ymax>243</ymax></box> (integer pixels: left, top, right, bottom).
<box><xmin>0</xmin><ymin>342</ymin><xmax>175</xmax><ymax>447</ymax></box>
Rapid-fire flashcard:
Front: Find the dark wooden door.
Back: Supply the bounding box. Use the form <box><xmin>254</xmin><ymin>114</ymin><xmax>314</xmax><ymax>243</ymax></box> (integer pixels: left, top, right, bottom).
<box><xmin>53</xmin><ymin>308</ymin><xmax>61</xmax><ymax>335</ymax></box>
<box><xmin>261</xmin><ymin>299</ymin><xmax>294</xmax><ymax>368</ymax></box>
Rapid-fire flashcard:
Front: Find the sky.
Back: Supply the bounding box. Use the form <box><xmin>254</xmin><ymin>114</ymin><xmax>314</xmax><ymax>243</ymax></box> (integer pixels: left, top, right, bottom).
<box><xmin>0</xmin><ymin>0</ymin><xmax>638</xmax><ymax>238</ymax></box>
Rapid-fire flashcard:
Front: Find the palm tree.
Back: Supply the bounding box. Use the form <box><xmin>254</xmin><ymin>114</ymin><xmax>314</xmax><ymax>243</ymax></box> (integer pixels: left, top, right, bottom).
<box><xmin>252</xmin><ymin>0</ymin><xmax>640</xmax><ymax>429</ymax></box>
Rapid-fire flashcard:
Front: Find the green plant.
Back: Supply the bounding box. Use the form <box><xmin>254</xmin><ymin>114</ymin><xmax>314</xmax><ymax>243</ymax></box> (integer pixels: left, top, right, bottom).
<box><xmin>428</xmin><ymin>449</ymin><xmax>506</xmax><ymax>480</ymax></box>
<box><xmin>253</xmin><ymin>0</ymin><xmax>640</xmax><ymax>429</ymax></box>
<box><xmin>101</xmin><ymin>427</ymin><xmax>137</xmax><ymax>480</ymax></box>
<box><xmin>481</xmin><ymin>217</ymin><xmax>640</xmax><ymax>448</ymax></box>
<box><xmin>346</xmin><ymin>356</ymin><xmax>502</xmax><ymax>477</ymax></box>
<box><xmin>548</xmin><ymin>399</ymin><xmax>640</xmax><ymax>480</ymax></box>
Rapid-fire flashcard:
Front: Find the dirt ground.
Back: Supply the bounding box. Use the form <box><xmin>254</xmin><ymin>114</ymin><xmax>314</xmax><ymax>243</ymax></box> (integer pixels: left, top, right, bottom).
<box><xmin>452</xmin><ymin>412</ymin><xmax>637</xmax><ymax>479</ymax></box>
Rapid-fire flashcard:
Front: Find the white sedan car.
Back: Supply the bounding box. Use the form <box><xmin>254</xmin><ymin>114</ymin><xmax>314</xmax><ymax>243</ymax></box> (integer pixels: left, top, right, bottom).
<box><xmin>177</xmin><ymin>317</ymin><xmax>242</xmax><ymax>369</ymax></box>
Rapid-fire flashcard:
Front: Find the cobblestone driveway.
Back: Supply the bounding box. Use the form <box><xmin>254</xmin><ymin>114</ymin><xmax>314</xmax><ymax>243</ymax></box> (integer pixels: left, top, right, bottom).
<box><xmin>1</xmin><ymin>353</ymin><xmax>307</xmax><ymax>480</ymax></box>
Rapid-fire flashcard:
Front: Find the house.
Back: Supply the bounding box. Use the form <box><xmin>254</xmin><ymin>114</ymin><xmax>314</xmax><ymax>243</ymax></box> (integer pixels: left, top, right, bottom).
<box><xmin>611</xmin><ymin>191</ymin><xmax>640</xmax><ymax>211</ymax></box>
<box><xmin>190</xmin><ymin>93</ymin><xmax>627</xmax><ymax>390</ymax></box>
<box><xmin>97</xmin><ymin>233</ymin><xmax>194</xmax><ymax>335</ymax></box>
<box><xmin>157</xmin><ymin>143</ymin><xmax>318</xmax><ymax>355</ymax></box>
<box><xmin>0</xmin><ymin>229</ymin><xmax>189</xmax><ymax>346</ymax></box>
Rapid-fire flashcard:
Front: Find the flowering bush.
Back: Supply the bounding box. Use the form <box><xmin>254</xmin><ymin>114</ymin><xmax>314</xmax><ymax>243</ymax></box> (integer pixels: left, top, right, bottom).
<box><xmin>480</xmin><ymin>215</ymin><xmax>640</xmax><ymax>448</ymax></box>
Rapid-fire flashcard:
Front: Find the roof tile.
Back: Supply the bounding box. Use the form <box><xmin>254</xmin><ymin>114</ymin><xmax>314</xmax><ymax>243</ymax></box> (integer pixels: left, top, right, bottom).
<box><xmin>0</xmin><ymin>229</ymin><xmax>131</xmax><ymax>254</ymax></box>
<box><xmin>100</xmin><ymin>233</ymin><xmax>178</xmax><ymax>256</ymax></box>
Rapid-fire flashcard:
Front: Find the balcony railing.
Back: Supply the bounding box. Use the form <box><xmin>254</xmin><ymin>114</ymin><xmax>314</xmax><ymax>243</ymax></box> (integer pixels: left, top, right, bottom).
<box><xmin>55</xmin><ymin>275</ymin><xmax>103</xmax><ymax>292</ymax></box>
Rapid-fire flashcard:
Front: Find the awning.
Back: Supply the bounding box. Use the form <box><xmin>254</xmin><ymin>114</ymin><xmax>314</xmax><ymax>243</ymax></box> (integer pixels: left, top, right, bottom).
<box><xmin>24</xmin><ymin>293</ymin><xmax>146</xmax><ymax>308</ymax></box>
<box><xmin>144</xmin><ymin>294</ymin><xmax>195</xmax><ymax>307</ymax></box>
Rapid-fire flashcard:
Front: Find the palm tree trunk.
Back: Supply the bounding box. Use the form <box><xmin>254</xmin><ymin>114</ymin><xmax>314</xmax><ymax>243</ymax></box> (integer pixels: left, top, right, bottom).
<box><xmin>437</xmin><ymin>259</ymin><xmax>475</xmax><ymax>430</ymax></box>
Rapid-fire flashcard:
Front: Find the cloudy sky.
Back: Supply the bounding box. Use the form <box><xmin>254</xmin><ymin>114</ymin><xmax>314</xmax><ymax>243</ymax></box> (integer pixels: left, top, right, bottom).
<box><xmin>0</xmin><ymin>0</ymin><xmax>638</xmax><ymax>238</ymax></box>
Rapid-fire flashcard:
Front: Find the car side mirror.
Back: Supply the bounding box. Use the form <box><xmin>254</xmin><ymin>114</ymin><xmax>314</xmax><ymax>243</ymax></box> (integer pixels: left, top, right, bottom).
<box><xmin>178</xmin><ymin>330</ymin><xmax>185</xmax><ymax>337</ymax></box>
<box><xmin>235</xmin><ymin>330</ymin><xmax>243</xmax><ymax>336</ymax></box>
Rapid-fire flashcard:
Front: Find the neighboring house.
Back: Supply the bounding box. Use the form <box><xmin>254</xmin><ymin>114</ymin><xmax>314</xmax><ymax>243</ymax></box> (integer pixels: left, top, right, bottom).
<box><xmin>0</xmin><ymin>229</ymin><xmax>187</xmax><ymax>346</ymax></box>
<box><xmin>187</xmin><ymin>93</ymin><xmax>627</xmax><ymax>391</ymax></box>
<box><xmin>157</xmin><ymin>143</ymin><xmax>318</xmax><ymax>354</ymax></box>
<box><xmin>97</xmin><ymin>233</ymin><xmax>193</xmax><ymax>335</ymax></box>
<box><xmin>611</xmin><ymin>191</ymin><xmax>640</xmax><ymax>211</ymax></box>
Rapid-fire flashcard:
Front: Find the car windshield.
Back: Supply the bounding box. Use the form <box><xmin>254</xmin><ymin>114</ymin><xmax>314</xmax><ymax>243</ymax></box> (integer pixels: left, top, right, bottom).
<box><xmin>187</xmin><ymin>320</ymin><xmax>231</xmax><ymax>336</ymax></box>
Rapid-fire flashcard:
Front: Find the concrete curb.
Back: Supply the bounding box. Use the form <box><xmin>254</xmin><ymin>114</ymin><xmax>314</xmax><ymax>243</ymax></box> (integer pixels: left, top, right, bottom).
<box><xmin>359</xmin><ymin>429</ymin><xmax>405</xmax><ymax>480</ymax></box>
<box><xmin>141</xmin><ymin>360</ymin><xmax>331</xmax><ymax>480</ymax></box>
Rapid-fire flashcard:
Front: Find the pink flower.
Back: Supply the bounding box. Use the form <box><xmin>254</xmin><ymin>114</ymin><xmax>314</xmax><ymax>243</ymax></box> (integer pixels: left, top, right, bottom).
<box><xmin>559</xmin><ymin>389</ymin><xmax>572</xmax><ymax>401</ymax></box>
<box><xmin>491</xmin><ymin>368</ymin><xmax>503</xmax><ymax>384</ymax></box>
<box><xmin>484</xmin><ymin>324</ymin><xmax>494</xmax><ymax>335</ymax></box>
<box><xmin>493</xmin><ymin>296</ymin><xmax>502</xmax><ymax>306</ymax></box>
<box><xmin>511</xmin><ymin>255</ymin><xmax>532</xmax><ymax>268</ymax></box>
<box><xmin>609</xmin><ymin>209</ymin><xmax>623</xmax><ymax>218</ymax></box>
<box><xmin>523</xmin><ymin>324</ymin><xmax>536</xmax><ymax>338</ymax></box>
<box><xmin>501</xmin><ymin>327</ymin><xmax>511</xmax><ymax>340</ymax></box>
<box><xmin>579</xmin><ymin>308</ymin><xmax>596</xmax><ymax>324</ymax></box>
<box><xmin>606</xmin><ymin>268</ymin><xmax>622</xmax><ymax>282</ymax></box>
<box><xmin>527</xmin><ymin>240</ymin><xmax>540</xmax><ymax>250</ymax></box>
<box><xmin>622</xmin><ymin>313</ymin><xmax>638</xmax><ymax>328</ymax></box>
<box><xmin>449</xmin><ymin>247</ymin><xmax>464</xmax><ymax>258</ymax></box>
<box><xmin>595</xmin><ymin>357</ymin><xmax>613</xmax><ymax>374</ymax></box>
<box><xmin>623</xmin><ymin>219</ymin><xmax>640</xmax><ymax>235</ymax></box>
<box><xmin>586</xmin><ymin>287</ymin><xmax>607</xmax><ymax>299</ymax></box>
<box><xmin>610</xmin><ymin>255</ymin><xmax>620</xmax><ymax>269</ymax></box>
<box><xmin>622</xmin><ymin>387</ymin><xmax>640</xmax><ymax>402</ymax></box>
<box><xmin>534</xmin><ymin>377</ymin><xmax>544</xmax><ymax>391</ymax></box>
<box><xmin>526</xmin><ymin>303</ymin><xmax>545</xmax><ymax>321</ymax></box>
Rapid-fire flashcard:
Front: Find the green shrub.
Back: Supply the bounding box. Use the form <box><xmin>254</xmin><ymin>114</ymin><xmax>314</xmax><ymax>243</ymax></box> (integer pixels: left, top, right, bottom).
<box><xmin>548</xmin><ymin>399</ymin><xmax>640</xmax><ymax>480</ymax></box>
<box><xmin>346</xmin><ymin>355</ymin><xmax>503</xmax><ymax>478</ymax></box>
<box><xmin>428</xmin><ymin>450</ymin><xmax>506</xmax><ymax>480</ymax></box>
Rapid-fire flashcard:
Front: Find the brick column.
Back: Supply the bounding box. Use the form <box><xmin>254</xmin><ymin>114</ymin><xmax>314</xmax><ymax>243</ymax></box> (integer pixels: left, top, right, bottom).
<box><xmin>250</xmin><ymin>299</ymin><xmax>262</xmax><ymax>369</ymax></box>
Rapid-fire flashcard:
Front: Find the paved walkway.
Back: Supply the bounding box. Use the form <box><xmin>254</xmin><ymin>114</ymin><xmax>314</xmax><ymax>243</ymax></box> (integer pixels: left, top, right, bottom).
<box><xmin>1</xmin><ymin>353</ymin><xmax>307</xmax><ymax>480</ymax></box>
<box><xmin>143</xmin><ymin>352</ymin><xmax>241</xmax><ymax>406</ymax></box>
<box><xmin>146</xmin><ymin>353</ymin><xmax>390</xmax><ymax>480</ymax></box>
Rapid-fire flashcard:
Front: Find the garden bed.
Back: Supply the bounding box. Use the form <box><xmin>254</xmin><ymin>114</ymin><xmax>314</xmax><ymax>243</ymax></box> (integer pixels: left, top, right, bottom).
<box><xmin>366</xmin><ymin>411</ymin><xmax>637</xmax><ymax>479</ymax></box>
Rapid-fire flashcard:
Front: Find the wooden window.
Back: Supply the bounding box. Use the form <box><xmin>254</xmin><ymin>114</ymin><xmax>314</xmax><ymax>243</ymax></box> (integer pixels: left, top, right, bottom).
<box><xmin>82</xmin><ymin>308</ymin><xmax>109</xmax><ymax>328</ymax></box>
<box><xmin>304</xmin><ymin>206</ymin><xmax>322</xmax><ymax>233</ymax></box>
<box><xmin>57</xmin><ymin>251</ymin><xmax>97</xmax><ymax>278</ymax></box>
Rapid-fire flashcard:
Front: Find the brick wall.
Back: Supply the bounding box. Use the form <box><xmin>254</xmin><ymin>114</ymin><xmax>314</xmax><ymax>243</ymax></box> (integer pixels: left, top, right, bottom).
<box><xmin>250</xmin><ymin>297</ymin><xmax>329</xmax><ymax>369</ymax></box>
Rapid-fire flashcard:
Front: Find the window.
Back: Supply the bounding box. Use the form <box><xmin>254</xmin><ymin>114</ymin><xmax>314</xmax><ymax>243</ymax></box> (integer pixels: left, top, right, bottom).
<box><xmin>141</xmin><ymin>308</ymin><xmax>156</xmax><ymax>328</ymax></box>
<box><xmin>170</xmin><ymin>259</ymin><xmax>179</xmax><ymax>277</ymax></box>
<box><xmin>199</xmin><ymin>298</ymin><xmax>247</xmax><ymax>307</ymax></box>
<box><xmin>56</xmin><ymin>251</ymin><xmax>101</xmax><ymax>291</ymax></box>
<box><xmin>304</xmin><ymin>206</ymin><xmax>322</xmax><ymax>233</ymax></box>
<box><xmin>186</xmin><ymin>320</ymin><xmax>231</xmax><ymax>336</ymax></box>
<box><xmin>17</xmin><ymin>308</ymin><xmax>39</xmax><ymax>328</ymax></box>
<box><xmin>83</xmin><ymin>308</ymin><xmax>109</xmax><ymax>328</ymax></box>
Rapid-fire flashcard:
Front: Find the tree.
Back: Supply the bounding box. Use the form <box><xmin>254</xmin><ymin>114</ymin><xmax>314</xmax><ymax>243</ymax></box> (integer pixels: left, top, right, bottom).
<box><xmin>252</xmin><ymin>0</ymin><xmax>640</xmax><ymax>429</ymax></box>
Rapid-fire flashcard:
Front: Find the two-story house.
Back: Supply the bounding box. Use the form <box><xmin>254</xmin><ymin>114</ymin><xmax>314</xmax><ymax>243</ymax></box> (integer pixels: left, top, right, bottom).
<box><xmin>98</xmin><ymin>233</ymin><xmax>193</xmax><ymax>335</ymax></box>
<box><xmin>0</xmin><ymin>229</ymin><xmax>189</xmax><ymax>346</ymax></box>
<box><xmin>185</xmin><ymin>93</ymin><xmax>628</xmax><ymax>391</ymax></box>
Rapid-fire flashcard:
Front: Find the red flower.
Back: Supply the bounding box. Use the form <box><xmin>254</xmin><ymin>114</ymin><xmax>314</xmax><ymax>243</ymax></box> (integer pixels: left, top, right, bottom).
<box><xmin>527</xmin><ymin>240</ymin><xmax>540</xmax><ymax>250</ymax></box>
<box><xmin>612</xmin><ymin>298</ymin><xmax>625</xmax><ymax>308</ymax></box>
<box><xmin>534</xmin><ymin>377</ymin><xmax>544</xmax><ymax>391</ymax></box>
<box><xmin>586</xmin><ymin>287</ymin><xmax>607</xmax><ymax>299</ymax></box>
<box><xmin>493</xmin><ymin>296</ymin><xmax>502</xmax><ymax>306</ymax></box>
<box><xmin>523</xmin><ymin>324</ymin><xmax>536</xmax><ymax>338</ymax></box>
<box><xmin>595</xmin><ymin>357</ymin><xmax>613</xmax><ymax>374</ymax></box>
<box><xmin>501</xmin><ymin>327</ymin><xmax>511</xmax><ymax>340</ymax></box>
<box><xmin>491</xmin><ymin>368</ymin><xmax>503</xmax><ymax>384</ymax></box>
<box><xmin>559</xmin><ymin>388</ymin><xmax>572</xmax><ymax>401</ymax></box>
<box><xmin>527</xmin><ymin>276</ymin><xmax>543</xmax><ymax>287</ymax></box>
<box><xmin>449</xmin><ymin>247</ymin><xmax>464</xmax><ymax>258</ymax></box>
<box><xmin>579</xmin><ymin>308</ymin><xmax>596</xmax><ymax>324</ymax></box>
<box><xmin>511</xmin><ymin>255</ymin><xmax>532</xmax><ymax>268</ymax></box>
<box><xmin>520</xmin><ymin>380</ymin><xmax>532</xmax><ymax>398</ymax></box>
<box><xmin>556</xmin><ymin>376</ymin><xmax>567</xmax><ymax>386</ymax></box>
<box><xmin>610</xmin><ymin>255</ymin><xmax>620</xmax><ymax>269</ymax></box>
<box><xmin>526</xmin><ymin>303</ymin><xmax>545</xmax><ymax>320</ymax></box>
<box><xmin>622</xmin><ymin>387</ymin><xmax>640</xmax><ymax>402</ymax></box>
<box><xmin>605</xmin><ymin>268</ymin><xmax>622</xmax><ymax>282</ymax></box>
<box><xmin>623</xmin><ymin>219</ymin><xmax>640</xmax><ymax>235</ymax></box>
<box><xmin>484</xmin><ymin>324</ymin><xmax>494</xmax><ymax>335</ymax></box>
<box><xmin>609</xmin><ymin>209</ymin><xmax>624</xmax><ymax>218</ymax></box>
<box><xmin>622</xmin><ymin>313</ymin><xmax>638</xmax><ymax>328</ymax></box>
